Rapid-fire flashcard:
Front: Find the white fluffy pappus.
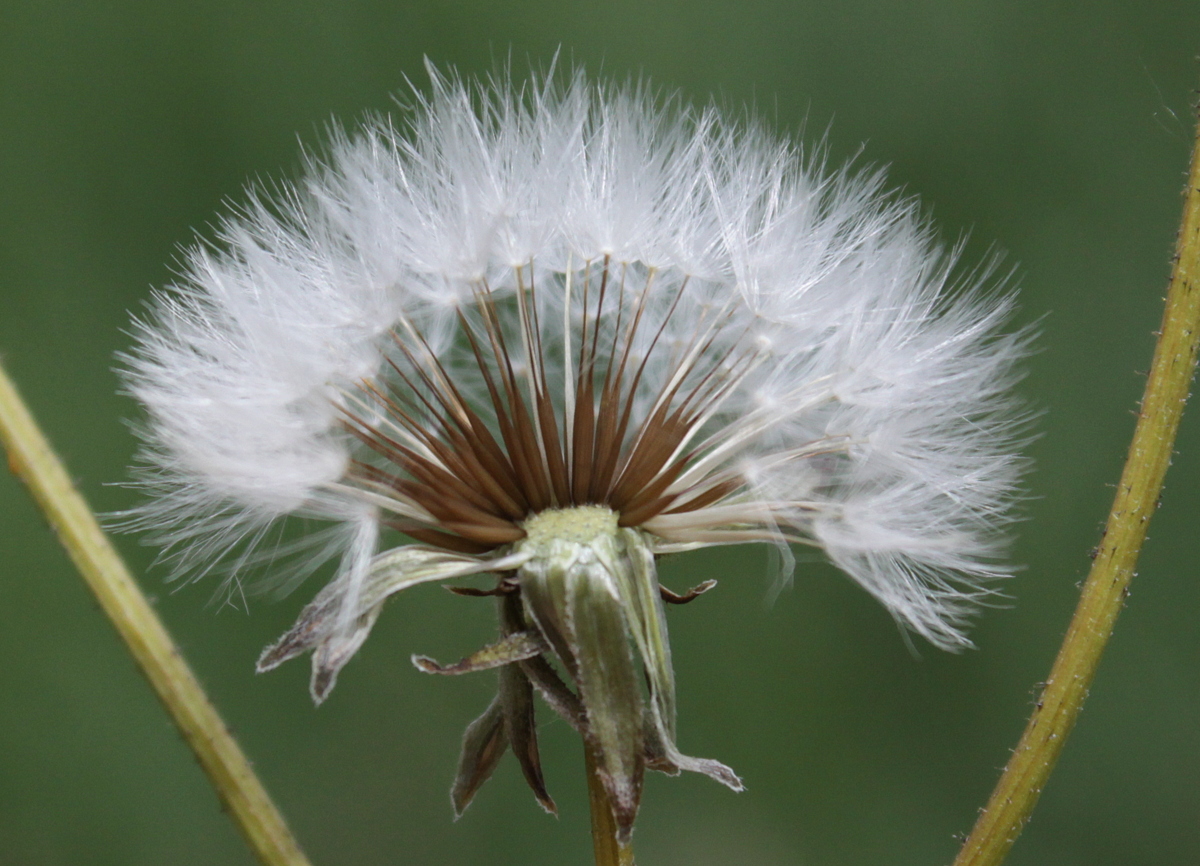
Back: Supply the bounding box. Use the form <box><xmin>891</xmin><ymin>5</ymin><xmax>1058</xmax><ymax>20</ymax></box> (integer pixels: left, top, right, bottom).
<box><xmin>122</xmin><ymin>63</ymin><xmax>1030</xmax><ymax>667</ymax></box>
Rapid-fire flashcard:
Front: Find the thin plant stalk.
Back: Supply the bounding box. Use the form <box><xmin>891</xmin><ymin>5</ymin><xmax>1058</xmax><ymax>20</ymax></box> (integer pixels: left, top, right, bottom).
<box><xmin>0</xmin><ymin>363</ymin><xmax>312</xmax><ymax>866</ymax></box>
<box><xmin>585</xmin><ymin>743</ymin><xmax>636</xmax><ymax>866</ymax></box>
<box><xmin>952</xmin><ymin>100</ymin><xmax>1200</xmax><ymax>866</ymax></box>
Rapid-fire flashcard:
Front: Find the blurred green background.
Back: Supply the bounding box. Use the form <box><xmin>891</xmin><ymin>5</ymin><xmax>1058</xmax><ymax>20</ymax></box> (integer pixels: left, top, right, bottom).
<box><xmin>2</xmin><ymin>2</ymin><xmax>1198</xmax><ymax>864</ymax></box>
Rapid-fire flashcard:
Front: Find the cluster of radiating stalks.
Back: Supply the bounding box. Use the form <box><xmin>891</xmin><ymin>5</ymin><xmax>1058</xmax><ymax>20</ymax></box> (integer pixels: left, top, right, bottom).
<box><xmin>335</xmin><ymin>257</ymin><xmax>801</xmax><ymax>559</ymax></box>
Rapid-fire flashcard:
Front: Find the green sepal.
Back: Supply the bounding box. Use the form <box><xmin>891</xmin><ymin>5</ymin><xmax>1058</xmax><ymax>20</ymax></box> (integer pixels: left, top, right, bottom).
<box><xmin>257</xmin><ymin>545</ymin><xmax>525</xmax><ymax>703</ymax></box>
<box><xmin>519</xmin><ymin>536</ymin><xmax>646</xmax><ymax>840</ymax></box>
<box><xmin>450</xmin><ymin>694</ymin><xmax>508</xmax><ymax>816</ymax></box>
<box><xmin>498</xmin><ymin>591</ymin><xmax>556</xmax><ymax>814</ymax></box>
<box><xmin>619</xmin><ymin>530</ymin><xmax>744</xmax><ymax>791</ymax></box>
<box><xmin>412</xmin><ymin>630</ymin><xmax>545</xmax><ymax>675</ymax></box>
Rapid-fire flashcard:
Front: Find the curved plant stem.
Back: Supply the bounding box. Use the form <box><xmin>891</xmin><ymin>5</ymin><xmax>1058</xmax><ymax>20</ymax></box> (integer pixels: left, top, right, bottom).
<box><xmin>951</xmin><ymin>102</ymin><xmax>1200</xmax><ymax>866</ymax></box>
<box><xmin>0</xmin><ymin>363</ymin><xmax>312</xmax><ymax>866</ymax></box>
<box><xmin>585</xmin><ymin>744</ymin><xmax>636</xmax><ymax>866</ymax></box>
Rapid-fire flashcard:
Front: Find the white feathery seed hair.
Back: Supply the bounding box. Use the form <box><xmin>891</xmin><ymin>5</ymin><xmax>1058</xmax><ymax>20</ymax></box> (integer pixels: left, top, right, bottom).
<box><xmin>123</xmin><ymin>63</ymin><xmax>1028</xmax><ymax>665</ymax></box>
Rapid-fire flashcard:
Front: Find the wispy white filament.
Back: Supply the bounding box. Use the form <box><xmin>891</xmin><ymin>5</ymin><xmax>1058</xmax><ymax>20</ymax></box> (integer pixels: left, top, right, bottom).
<box><xmin>123</xmin><ymin>62</ymin><xmax>1028</xmax><ymax>649</ymax></box>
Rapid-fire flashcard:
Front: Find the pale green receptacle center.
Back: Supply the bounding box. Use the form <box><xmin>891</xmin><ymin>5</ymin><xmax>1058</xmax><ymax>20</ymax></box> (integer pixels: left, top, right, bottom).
<box><xmin>521</xmin><ymin>505</ymin><xmax>620</xmax><ymax>548</ymax></box>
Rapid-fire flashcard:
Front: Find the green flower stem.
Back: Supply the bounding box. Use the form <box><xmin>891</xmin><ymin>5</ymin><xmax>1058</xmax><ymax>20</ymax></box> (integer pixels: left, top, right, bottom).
<box><xmin>0</xmin><ymin>363</ymin><xmax>312</xmax><ymax>866</ymax></box>
<box><xmin>952</xmin><ymin>102</ymin><xmax>1200</xmax><ymax>866</ymax></box>
<box><xmin>585</xmin><ymin>743</ymin><xmax>636</xmax><ymax>866</ymax></box>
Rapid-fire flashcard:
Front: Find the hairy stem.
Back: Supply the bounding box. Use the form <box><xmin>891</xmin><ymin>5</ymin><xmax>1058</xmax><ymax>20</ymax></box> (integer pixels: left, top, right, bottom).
<box><xmin>585</xmin><ymin>743</ymin><xmax>636</xmax><ymax>866</ymax></box>
<box><xmin>0</xmin><ymin>363</ymin><xmax>312</xmax><ymax>866</ymax></box>
<box><xmin>952</xmin><ymin>100</ymin><xmax>1200</xmax><ymax>866</ymax></box>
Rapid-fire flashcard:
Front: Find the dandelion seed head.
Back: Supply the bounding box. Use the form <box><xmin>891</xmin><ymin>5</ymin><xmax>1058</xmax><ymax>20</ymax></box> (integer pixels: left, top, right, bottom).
<box><xmin>122</xmin><ymin>61</ymin><xmax>1029</xmax><ymax>824</ymax></box>
<box><xmin>123</xmin><ymin>63</ymin><xmax>1027</xmax><ymax>649</ymax></box>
